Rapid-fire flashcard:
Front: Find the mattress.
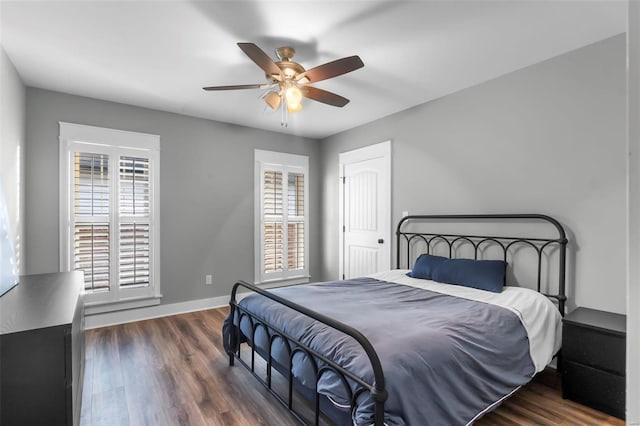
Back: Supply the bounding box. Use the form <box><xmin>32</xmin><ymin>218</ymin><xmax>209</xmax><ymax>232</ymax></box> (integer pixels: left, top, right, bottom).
<box><xmin>224</xmin><ymin>272</ymin><xmax>562</xmax><ymax>425</ymax></box>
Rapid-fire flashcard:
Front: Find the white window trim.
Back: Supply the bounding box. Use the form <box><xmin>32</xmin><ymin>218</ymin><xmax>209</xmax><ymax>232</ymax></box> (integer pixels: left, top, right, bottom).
<box><xmin>59</xmin><ymin>122</ymin><xmax>161</xmax><ymax>309</ymax></box>
<box><xmin>254</xmin><ymin>149</ymin><xmax>310</xmax><ymax>285</ymax></box>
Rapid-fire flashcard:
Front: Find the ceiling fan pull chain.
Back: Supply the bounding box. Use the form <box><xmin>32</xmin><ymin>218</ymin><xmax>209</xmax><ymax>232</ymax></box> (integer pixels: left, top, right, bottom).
<box><xmin>281</xmin><ymin>97</ymin><xmax>288</xmax><ymax>127</ymax></box>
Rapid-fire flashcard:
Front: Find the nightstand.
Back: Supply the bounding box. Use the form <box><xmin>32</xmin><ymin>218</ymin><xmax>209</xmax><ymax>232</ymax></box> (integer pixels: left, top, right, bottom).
<box><xmin>562</xmin><ymin>307</ymin><xmax>626</xmax><ymax>419</ymax></box>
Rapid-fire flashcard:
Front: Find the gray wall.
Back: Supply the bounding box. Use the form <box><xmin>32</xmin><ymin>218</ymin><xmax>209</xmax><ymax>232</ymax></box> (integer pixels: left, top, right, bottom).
<box><xmin>0</xmin><ymin>45</ymin><xmax>26</xmax><ymax>274</ymax></box>
<box><xmin>627</xmin><ymin>1</ymin><xmax>639</xmax><ymax>421</ymax></box>
<box><xmin>320</xmin><ymin>35</ymin><xmax>627</xmax><ymax>315</ymax></box>
<box><xmin>24</xmin><ymin>88</ymin><xmax>321</xmax><ymax>304</ymax></box>
<box><xmin>22</xmin><ymin>34</ymin><xmax>628</xmax><ymax>315</ymax></box>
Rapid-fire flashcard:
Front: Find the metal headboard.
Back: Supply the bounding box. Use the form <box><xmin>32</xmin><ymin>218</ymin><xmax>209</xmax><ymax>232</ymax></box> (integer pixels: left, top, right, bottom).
<box><xmin>396</xmin><ymin>214</ymin><xmax>568</xmax><ymax>316</ymax></box>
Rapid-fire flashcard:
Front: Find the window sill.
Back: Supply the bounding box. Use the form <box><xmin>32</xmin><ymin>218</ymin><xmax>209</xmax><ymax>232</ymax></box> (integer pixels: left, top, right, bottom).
<box><xmin>84</xmin><ymin>295</ymin><xmax>162</xmax><ymax>315</ymax></box>
<box><xmin>256</xmin><ymin>276</ymin><xmax>310</xmax><ymax>289</ymax></box>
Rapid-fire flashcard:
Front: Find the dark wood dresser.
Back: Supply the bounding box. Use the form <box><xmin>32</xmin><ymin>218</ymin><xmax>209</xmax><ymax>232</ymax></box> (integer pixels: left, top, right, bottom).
<box><xmin>0</xmin><ymin>272</ymin><xmax>85</xmax><ymax>426</ymax></box>
<box><xmin>562</xmin><ymin>307</ymin><xmax>626</xmax><ymax>419</ymax></box>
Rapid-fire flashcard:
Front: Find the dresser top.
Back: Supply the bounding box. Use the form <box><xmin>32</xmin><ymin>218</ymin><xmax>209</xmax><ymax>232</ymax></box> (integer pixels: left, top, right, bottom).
<box><xmin>0</xmin><ymin>272</ymin><xmax>83</xmax><ymax>335</ymax></box>
<box><xmin>563</xmin><ymin>307</ymin><xmax>626</xmax><ymax>336</ymax></box>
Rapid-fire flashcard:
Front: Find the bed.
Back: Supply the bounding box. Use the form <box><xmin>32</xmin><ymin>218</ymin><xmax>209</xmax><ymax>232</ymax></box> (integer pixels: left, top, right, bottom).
<box><xmin>223</xmin><ymin>214</ymin><xmax>568</xmax><ymax>425</ymax></box>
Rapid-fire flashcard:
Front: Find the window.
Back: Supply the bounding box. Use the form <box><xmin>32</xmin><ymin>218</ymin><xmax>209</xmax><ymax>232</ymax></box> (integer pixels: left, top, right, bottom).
<box><xmin>60</xmin><ymin>123</ymin><xmax>160</xmax><ymax>311</ymax></box>
<box><xmin>255</xmin><ymin>150</ymin><xmax>309</xmax><ymax>284</ymax></box>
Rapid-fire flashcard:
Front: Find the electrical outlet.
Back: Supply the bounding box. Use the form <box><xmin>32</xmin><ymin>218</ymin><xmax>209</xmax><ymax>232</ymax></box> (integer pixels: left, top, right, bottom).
<box><xmin>205</xmin><ymin>274</ymin><xmax>213</xmax><ymax>285</ymax></box>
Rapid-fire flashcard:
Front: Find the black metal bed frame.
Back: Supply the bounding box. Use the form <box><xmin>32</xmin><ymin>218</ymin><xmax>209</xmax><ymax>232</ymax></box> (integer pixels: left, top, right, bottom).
<box><xmin>227</xmin><ymin>214</ymin><xmax>568</xmax><ymax>425</ymax></box>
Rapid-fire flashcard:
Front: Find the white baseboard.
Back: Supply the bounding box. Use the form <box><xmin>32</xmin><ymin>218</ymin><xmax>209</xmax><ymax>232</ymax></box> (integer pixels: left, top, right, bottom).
<box><xmin>85</xmin><ymin>294</ymin><xmax>236</xmax><ymax>329</ymax></box>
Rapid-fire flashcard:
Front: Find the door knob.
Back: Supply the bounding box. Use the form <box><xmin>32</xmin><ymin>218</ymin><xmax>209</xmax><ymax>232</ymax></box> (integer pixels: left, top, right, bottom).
<box><xmin>378</xmin><ymin>238</ymin><xmax>384</xmax><ymax>244</ymax></box>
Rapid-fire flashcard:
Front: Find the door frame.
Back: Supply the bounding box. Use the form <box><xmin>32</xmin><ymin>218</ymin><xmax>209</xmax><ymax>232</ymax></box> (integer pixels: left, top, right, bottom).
<box><xmin>338</xmin><ymin>140</ymin><xmax>392</xmax><ymax>280</ymax></box>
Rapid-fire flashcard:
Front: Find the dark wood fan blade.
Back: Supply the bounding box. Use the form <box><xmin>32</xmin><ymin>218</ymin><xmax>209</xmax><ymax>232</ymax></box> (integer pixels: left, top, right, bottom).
<box><xmin>302</xmin><ymin>86</ymin><xmax>350</xmax><ymax>107</ymax></box>
<box><xmin>302</xmin><ymin>56</ymin><xmax>364</xmax><ymax>83</ymax></box>
<box><xmin>237</xmin><ymin>42</ymin><xmax>282</xmax><ymax>76</ymax></box>
<box><xmin>202</xmin><ymin>84</ymin><xmax>264</xmax><ymax>91</ymax></box>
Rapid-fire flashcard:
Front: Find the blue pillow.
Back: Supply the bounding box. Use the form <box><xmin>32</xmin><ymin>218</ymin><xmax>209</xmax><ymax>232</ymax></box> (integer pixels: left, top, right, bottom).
<box><xmin>431</xmin><ymin>258</ymin><xmax>507</xmax><ymax>293</ymax></box>
<box><xmin>407</xmin><ymin>254</ymin><xmax>448</xmax><ymax>280</ymax></box>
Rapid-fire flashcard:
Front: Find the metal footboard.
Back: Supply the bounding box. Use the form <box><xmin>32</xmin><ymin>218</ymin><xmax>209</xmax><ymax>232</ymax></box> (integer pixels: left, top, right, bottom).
<box><xmin>228</xmin><ymin>280</ymin><xmax>387</xmax><ymax>426</ymax></box>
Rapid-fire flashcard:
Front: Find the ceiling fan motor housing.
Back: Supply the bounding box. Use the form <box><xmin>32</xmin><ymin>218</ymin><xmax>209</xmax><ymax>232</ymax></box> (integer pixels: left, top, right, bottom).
<box><xmin>266</xmin><ymin>47</ymin><xmax>305</xmax><ymax>82</ymax></box>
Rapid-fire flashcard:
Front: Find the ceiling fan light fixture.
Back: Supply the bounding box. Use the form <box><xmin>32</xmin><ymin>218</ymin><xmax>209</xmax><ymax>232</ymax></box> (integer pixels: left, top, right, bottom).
<box><xmin>284</xmin><ymin>83</ymin><xmax>303</xmax><ymax>112</ymax></box>
<box><xmin>287</xmin><ymin>102</ymin><xmax>302</xmax><ymax>113</ymax></box>
<box><xmin>264</xmin><ymin>91</ymin><xmax>281</xmax><ymax>110</ymax></box>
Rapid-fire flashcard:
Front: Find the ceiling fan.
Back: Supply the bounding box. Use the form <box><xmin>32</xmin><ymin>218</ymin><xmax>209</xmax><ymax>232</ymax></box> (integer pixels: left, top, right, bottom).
<box><xmin>203</xmin><ymin>42</ymin><xmax>364</xmax><ymax>126</ymax></box>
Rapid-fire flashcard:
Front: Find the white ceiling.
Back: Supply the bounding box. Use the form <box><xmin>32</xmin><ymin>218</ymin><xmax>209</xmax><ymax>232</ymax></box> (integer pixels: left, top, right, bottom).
<box><xmin>0</xmin><ymin>1</ymin><xmax>627</xmax><ymax>139</ymax></box>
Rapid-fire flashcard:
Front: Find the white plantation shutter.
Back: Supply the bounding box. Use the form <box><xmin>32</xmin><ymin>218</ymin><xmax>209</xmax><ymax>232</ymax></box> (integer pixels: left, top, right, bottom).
<box><xmin>263</xmin><ymin>222</ymin><xmax>284</xmax><ymax>273</ymax></box>
<box><xmin>60</xmin><ymin>122</ymin><xmax>160</xmax><ymax>308</ymax></box>
<box><xmin>74</xmin><ymin>223</ymin><xmax>110</xmax><ymax>291</ymax></box>
<box><xmin>287</xmin><ymin>222</ymin><xmax>304</xmax><ymax>270</ymax></box>
<box><xmin>255</xmin><ymin>150</ymin><xmax>308</xmax><ymax>283</ymax></box>
<box><xmin>119</xmin><ymin>156</ymin><xmax>151</xmax><ymax>288</ymax></box>
<box><xmin>119</xmin><ymin>156</ymin><xmax>150</xmax><ymax>216</ymax></box>
<box><xmin>287</xmin><ymin>172</ymin><xmax>304</xmax><ymax>271</ymax></box>
<box><xmin>263</xmin><ymin>170</ymin><xmax>283</xmax><ymax>216</ymax></box>
<box><xmin>263</xmin><ymin>170</ymin><xmax>283</xmax><ymax>273</ymax></box>
<box><xmin>73</xmin><ymin>153</ymin><xmax>110</xmax><ymax>291</ymax></box>
<box><xmin>74</xmin><ymin>152</ymin><xmax>109</xmax><ymax>216</ymax></box>
<box><xmin>119</xmin><ymin>223</ymin><xmax>150</xmax><ymax>287</ymax></box>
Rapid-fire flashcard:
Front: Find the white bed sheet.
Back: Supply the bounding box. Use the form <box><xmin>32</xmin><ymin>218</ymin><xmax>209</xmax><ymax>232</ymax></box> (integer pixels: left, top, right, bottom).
<box><xmin>368</xmin><ymin>269</ymin><xmax>562</xmax><ymax>373</ymax></box>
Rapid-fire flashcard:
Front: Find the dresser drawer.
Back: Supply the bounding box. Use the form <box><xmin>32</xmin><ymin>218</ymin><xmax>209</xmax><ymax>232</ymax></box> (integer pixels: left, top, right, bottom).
<box><xmin>563</xmin><ymin>323</ymin><xmax>625</xmax><ymax>375</ymax></box>
<box><xmin>563</xmin><ymin>360</ymin><xmax>625</xmax><ymax>419</ymax></box>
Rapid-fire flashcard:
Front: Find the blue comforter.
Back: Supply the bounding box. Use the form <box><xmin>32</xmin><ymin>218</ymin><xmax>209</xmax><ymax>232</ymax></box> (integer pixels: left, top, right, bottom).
<box><xmin>224</xmin><ymin>278</ymin><xmax>535</xmax><ymax>425</ymax></box>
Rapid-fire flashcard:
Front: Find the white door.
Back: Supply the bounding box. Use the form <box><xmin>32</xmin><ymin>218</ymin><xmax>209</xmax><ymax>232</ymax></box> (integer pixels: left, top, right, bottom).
<box><xmin>339</xmin><ymin>141</ymin><xmax>391</xmax><ymax>279</ymax></box>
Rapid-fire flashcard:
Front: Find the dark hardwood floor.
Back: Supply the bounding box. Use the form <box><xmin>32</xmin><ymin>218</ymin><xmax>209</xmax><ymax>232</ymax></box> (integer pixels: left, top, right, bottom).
<box><xmin>81</xmin><ymin>307</ymin><xmax>624</xmax><ymax>426</ymax></box>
